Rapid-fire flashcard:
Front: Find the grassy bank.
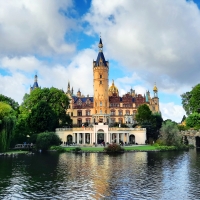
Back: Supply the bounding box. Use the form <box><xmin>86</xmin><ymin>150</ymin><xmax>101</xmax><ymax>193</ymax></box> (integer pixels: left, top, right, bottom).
<box><xmin>59</xmin><ymin>145</ymin><xmax>158</xmax><ymax>152</ymax></box>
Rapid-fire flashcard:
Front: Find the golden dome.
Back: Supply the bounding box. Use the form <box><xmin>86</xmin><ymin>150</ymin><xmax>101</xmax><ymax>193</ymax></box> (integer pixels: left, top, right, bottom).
<box><xmin>153</xmin><ymin>84</ymin><xmax>158</xmax><ymax>92</ymax></box>
<box><xmin>109</xmin><ymin>80</ymin><xmax>119</xmax><ymax>96</ymax></box>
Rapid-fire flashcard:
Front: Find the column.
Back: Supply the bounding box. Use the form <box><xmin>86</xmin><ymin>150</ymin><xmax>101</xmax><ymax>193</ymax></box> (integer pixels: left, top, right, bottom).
<box><xmin>117</xmin><ymin>133</ymin><xmax>119</xmax><ymax>144</ymax></box>
<box><xmin>122</xmin><ymin>133</ymin><xmax>124</xmax><ymax>143</ymax></box>
<box><xmin>72</xmin><ymin>133</ymin><xmax>75</xmax><ymax>143</ymax></box>
<box><xmin>127</xmin><ymin>133</ymin><xmax>129</xmax><ymax>144</ymax></box>
<box><xmin>83</xmin><ymin>133</ymin><xmax>85</xmax><ymax>144</ymax></box>
<box><xmin>90</xmin><ymin>133</ymin><xmax>92</xmax><ymax>144</ymax></box>
<box><xmin>95</xmin><ymin>132</ymin><xmax>97</xmax><ymax>144</ymax></box>
<box><xmin>77</xmin><ymin>133</ymin><xmax>79</xmax><ymax>144</ymax></box>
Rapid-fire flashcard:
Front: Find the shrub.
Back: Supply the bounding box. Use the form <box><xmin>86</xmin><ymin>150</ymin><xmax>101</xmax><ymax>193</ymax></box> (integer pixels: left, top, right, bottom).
<box><xmin>160</xmin><ymin>121</ymin><xmax>181</xmax><ymax>146</ymax></box>
<box><xmin>50</xmin><ymin>145</ymin><xmax>66</xmax><ymax>153</ymax></box>
<box><xmin>36</xmin><ymin>132</ymin><xmax>62</xmax><ymax>151</ymax></box>
<box><xmin>72</xmin><ymin>147</ymin><xmax>82</xmax><ymax>153</ymax></box>
<box><xmin>104</xmin><ymin>143</ymin><xmax>124</xmax><ymax>153</ymax></box>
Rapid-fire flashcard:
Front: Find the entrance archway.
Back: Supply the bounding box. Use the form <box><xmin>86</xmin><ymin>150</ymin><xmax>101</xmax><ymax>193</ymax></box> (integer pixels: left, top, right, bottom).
<box><xmin>67</xmin><ymin>135</ymin><xmax>72</xmax><ymax>144</ymax></box>
<box><xmin>97</xmin><ymin>129</ymin><xmax>104</xmax><ymax>144</ymax></box>
<box><xmin>129</xmin><ymin>135</ymin><xmax>135</xmax><ymax>144</ymax></box>
<box><xmin>196</xmin><ymin>136</ymin><xmax>200</xmax><ymax>147</ymax></box>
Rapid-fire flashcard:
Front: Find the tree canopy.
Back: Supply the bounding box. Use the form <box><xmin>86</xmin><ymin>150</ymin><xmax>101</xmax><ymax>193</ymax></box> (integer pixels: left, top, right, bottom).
<box><xmin>0</xmin><ymin>94</ymin><xmax>19</xmax><ymax>111</ymax></box>
<box><xmin>186</xmin><ymin>112</ymin><xmax>200</xmax><ymax>130</ymax></box>
<box><xmin>0</xmin><ymin>102</ymin><xmax>16</xmax><ymax>152</ymax></box>
<box><xmin>21</xmin><ymin>87</ymin><xmax>70</xmax><ymax>127</ymax></box>
<box><xmin>27</xmin><ymin>101</ymin><xmax>58</xmax><ymax>134</ymax></box>
<box><xmin>181</xmin><ymin>84</ymin><xmax>200</xmax><ymax>115</ymax></box>
<box><xmin>135</xmin><ymin>104</ymin><xmax>152</xmax><ymax>124</ymax></box>
<box><xmin>160</xmin><ymin>120</ymin><xmax>181</xmax><ymax>146</ymax></box>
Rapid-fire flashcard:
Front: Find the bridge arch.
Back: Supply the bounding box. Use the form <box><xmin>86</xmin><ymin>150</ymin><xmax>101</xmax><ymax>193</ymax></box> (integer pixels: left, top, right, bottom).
<box><xmin>196</xmin><ymin>136</ymin><xmax>200</xmax><ymax>147</ymax></box>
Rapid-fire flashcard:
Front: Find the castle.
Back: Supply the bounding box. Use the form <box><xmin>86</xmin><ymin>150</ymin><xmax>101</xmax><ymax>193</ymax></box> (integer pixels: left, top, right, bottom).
<box><xmin>65</xmin><ymin>38</ymin><xmax>159</xmax><ymax>127</ymax></box>
<box><xmin>31</xmin><ymin>38</ymin><xmax>160</xmax><ymax>145</ymax></box>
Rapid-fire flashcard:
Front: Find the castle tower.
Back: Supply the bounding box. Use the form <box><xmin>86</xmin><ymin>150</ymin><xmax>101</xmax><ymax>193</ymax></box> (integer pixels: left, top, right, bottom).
<box><xmin>30</xmin><ymin>74</ymin><xmax>39</xmax><ymax>93</ymax></box>
<box><xmin>152</xmin><ymin>83</ymin><xmax>160</xmax><ymax>112</ymax></box>
<box><xmin>93</xmin><ymin>37</ymin><xmax>110</xmax><ymax>123</ymax></box>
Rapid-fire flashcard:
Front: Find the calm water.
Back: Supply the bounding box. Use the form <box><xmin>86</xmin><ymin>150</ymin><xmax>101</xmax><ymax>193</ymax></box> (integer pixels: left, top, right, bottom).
<box><xmin>0</xmin><ymin>150</ymin><xmax>200</xmax><ymax>200</ymax></box>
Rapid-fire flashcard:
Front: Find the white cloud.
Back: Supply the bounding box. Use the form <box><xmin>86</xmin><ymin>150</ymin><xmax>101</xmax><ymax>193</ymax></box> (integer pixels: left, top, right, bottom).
<box><xmin>160</xmin><ymin>102</ymin><xmax>186</xmax><ymax>122</ymax></box>
<box><xmin>0</xmin><ymin>48</ymin><xmax>97</xmax><ymax>104</ymax></box>
<box><xmin>85</xmin><ymin>0</ymin><xmax>200</xmax><ymax>94</ymax></box>
<box><xmin>0</xmin><ymin>73</ymin><xmax>28</xmax><ymax>103</ymax></box>
<box><xmin>0</xmin><ymin>0</ymin><xmax>76</xmax><ymax>56</ymax></box>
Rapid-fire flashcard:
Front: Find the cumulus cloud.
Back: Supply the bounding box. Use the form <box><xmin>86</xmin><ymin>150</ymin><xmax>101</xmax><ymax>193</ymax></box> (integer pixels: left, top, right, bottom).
<box><xmin>0</xmin><ymin>48</ymin><xmax>96</xmax><ymax>103</ymax></box>
<box><xmin>160</xmin><ymin>102</ymin><xmax>186</xmax><ymax>122</ymax></box>
<box><xmin>0</xmin><ymin>0</ymin><xmax>76</xmax><ymax>57</ymax></box>
<box><xmin>84</xmin><ymin>0</ymin><xmax>200</xmax><ymax>94</ymax></box>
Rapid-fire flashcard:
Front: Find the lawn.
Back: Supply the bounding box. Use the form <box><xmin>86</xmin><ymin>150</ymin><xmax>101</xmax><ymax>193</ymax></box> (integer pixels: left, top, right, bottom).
<box><xmin>63</xmin><ymin>145</ymin><xmax>158</xmax><ymax>152</ymax></box>
<box><xmin>5</xmin><ymin>150</ymin><xmax>29</xmax><ymax>154</ymax></box>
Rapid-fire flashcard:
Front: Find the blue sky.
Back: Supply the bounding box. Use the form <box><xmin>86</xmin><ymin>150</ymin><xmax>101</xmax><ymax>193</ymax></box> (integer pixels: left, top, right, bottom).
<box><xmin>1</xmin><ymin>0</ymin><xmax>200</xmax><ymax>122</ymax></box>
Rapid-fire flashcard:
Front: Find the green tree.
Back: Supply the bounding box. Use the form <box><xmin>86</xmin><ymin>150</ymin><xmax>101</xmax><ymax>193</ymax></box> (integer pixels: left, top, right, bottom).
<box><xmin>135</xmin><ymin>104</ymin><xmax>152</xmax><ymax>124</ymax></box>
<box><xmin>0</xmin><ymin>94</ymin><xmax>19</xmax><ymax>111</ymax></box>
<box><xmin>21</xmin><ymin>87</ymin><xmax>71</xmax><ymax>127</ymax></box>
<box><xmin>181</xmin><ymin>84</ymin><xmax>200</xmax><ymax>115</ymax></box>
<box><xmin>27</xmin><ymin>101</ymin><xmax>58</xmax><ymax>134</ymax></box>
<box><xmin>186</xmin><ymin>112</ymin><xmax>200</xmax><ymax>130</ymax></box>
<box><xmin>160</xmin><ymin>120</ymin><xmax>181</xmax><ymax>146</ymax></box>
<box><xmin>36</xmin><ymin>132</ymin><xmax>61</xmax><ymax>151</ymax></box>
<box><xmin>0</xmin><ymin>102</ymin><xmax>16</xmax><ymax>152</ymax></box>
<box><xmin>150</xmin><ymin>112</ymin><xmax>163</xmax><ymax>140</ymax></box>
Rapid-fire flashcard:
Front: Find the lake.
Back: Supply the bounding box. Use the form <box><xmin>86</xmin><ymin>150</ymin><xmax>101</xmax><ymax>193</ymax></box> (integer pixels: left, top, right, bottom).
<box><xmin>0</xmin><ymin>149</ymin><xmax>200</xmax><ymax>199</ymax></box>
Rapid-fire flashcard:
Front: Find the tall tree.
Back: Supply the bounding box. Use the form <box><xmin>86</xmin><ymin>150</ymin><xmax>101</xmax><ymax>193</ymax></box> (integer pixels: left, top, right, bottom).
<box><xmin>0</xmin><ymin>102</ymin><xmax>16</xmax><ymax>152</ymax></box>
<box><xmin>181</xmin><ymin>84</ymin><xmax>200</xmax><ymax>115</ymax></box>
<box><xmin>0</xmin><ymin>94</ymin><xmax>19</xmax><ymax>111</ymax></box>
<box><xmin>21</xmin><ymin>87</ymin><xmax>70</xmax><ymax>127</ymax></box>
<box><xmin>27</xmin><ymin>101</ymin><xmax>58</xmax><ymax>134</ymax></box>
<box><xmin>135</xmin><ymin>104</ymin><xmax>152</xmax><ymax>124</ymax></box>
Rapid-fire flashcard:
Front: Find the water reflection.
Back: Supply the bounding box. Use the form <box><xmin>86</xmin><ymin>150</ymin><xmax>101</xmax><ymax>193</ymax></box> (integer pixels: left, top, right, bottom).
<box><xmin>1</xmin><ymin>150</ymin><xmax>200</xmax><ymax>199</ymax></box>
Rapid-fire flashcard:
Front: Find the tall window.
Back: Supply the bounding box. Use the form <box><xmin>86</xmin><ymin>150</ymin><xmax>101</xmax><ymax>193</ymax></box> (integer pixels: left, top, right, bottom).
<box><xmin>100</xmin><ymin>81</ymin><xmax>102</xmax><ymax>84</ymax></box>
<box><xmin>126</xmin><ymin>110</ymin><xmax>130</xmax><ymax>115</ymax></box>
<box><xmin>86</xmin><ymin>110</ymin><xmax>90</xmax><ymax>116</ymax></box>
<box><xmin>118</xmin><ymin>110</ymin><xmax>123</xmax><ymax>116</ymax></box>
<box><xmin>100</xmin><ymin>101</ymin><xmax>102</xmax><ymax>106</ymax></box>
<box><xmin>100</xmin><ymin>74</ymin><xmax>102</xmax><ymax>78</ymax></box>
<box><xmin>86</xmin><ymin>118</ymin><xmax>90</xmax><ymax>124</ymax></box>
<box><xmin>77</xmin><ymin>110</ymin><xmax>82</xmax><ymax>116</ymax></box>
<box><xmin>111</xmin><ymin>110</ymin><xmax>115</xmax><ymax>116</ymax></box>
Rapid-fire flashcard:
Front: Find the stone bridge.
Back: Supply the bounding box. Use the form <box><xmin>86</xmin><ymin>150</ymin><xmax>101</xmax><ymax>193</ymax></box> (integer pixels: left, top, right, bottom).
<box><xmin>180</xmin><ymin>130</ymin><xmax>200</xmax><ymax>147</ymax></box>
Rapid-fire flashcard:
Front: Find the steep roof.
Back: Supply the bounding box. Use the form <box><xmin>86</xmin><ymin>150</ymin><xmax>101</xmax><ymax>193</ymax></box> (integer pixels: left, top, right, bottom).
<box><xmin>94</xmin><ymin>51</ymin><xmax>108</xmax><ymax>67</ymax></box>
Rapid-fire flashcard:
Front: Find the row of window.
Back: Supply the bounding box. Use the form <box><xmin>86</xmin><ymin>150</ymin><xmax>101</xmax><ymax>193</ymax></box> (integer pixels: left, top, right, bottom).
<box><xmin>70</xmin><ymin>110</ymin><xmax>136</xmax><ymax>116</ymax></box>
<box><xmin>77</xmin><ymin>118</ymin><xmax>133</xmax><ymax>125</ymax></box>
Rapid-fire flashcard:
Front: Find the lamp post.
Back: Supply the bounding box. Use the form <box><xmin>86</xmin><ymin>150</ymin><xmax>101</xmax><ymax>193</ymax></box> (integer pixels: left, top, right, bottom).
<box><xmin>27</xmin><ymin>135</ymin><xmax>30</xmax><ymax>151</ymax></box>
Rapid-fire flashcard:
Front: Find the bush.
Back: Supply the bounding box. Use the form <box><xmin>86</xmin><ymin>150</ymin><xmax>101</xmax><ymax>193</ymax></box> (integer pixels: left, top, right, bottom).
<box><xmin>104</xmin><ymin>143</ymin><xmax>124</xmax><ymax>153</ymax></box>
<box><xmin>36</xmin><ymin>132</ymin><xmax>62</xmax><ymax>151</ymax></box>
<box><xmin>72</xmin><ymin>147</ymin><xmax>81</xmax><ymax>153</ymax></box>
<box><xmin>160</xmin><ymin>121</ymin><xmax>181</xmax><ymax>146</ymax></box>
<box><xmin>50</xmin><ymin>145</ymin><xmax>66</xmax><ymax>153</ymax></box>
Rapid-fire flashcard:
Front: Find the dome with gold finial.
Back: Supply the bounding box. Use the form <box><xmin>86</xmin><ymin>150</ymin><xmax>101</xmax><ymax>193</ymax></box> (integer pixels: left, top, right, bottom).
<box><xmin>109</xmin><ymin>80</ymin><xmax>119</xmax><ymax>96</ymax></box>
<box><xmin>153</xmin><ymin>84</ymin><xmax>158</xmax><ymax>92</ymax></box>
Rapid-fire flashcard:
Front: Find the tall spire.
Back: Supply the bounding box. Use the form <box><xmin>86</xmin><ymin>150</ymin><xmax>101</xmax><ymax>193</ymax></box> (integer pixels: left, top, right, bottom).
<box><xmin>34</xmin><ymin>74</ymin><xmax>38</xmax><ymax>82</ymax></box>
<box><xmin>98</xmin><ymin>36</ymin><xmax>103</xmax><ymax>52</ymax></box>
